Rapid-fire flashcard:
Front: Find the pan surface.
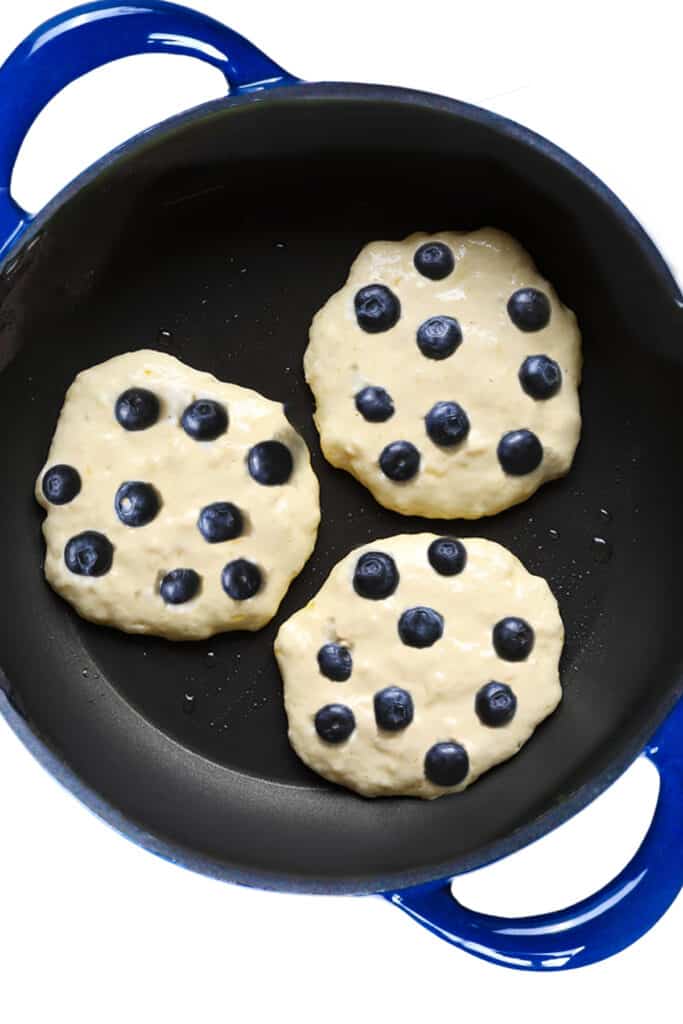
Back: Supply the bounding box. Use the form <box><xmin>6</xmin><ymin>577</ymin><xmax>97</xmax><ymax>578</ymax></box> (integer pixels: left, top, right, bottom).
<box><xmin>1</xmin><ymin>84</ymin><xmax>682</xmax><ymax>893</ymax></box>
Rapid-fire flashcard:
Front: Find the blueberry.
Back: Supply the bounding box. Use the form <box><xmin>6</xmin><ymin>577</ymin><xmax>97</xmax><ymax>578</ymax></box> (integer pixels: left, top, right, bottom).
<box><xmin>181</xmin><ymin>399</ymin><xmax>228</xmax><ymax>441</ymax></box>
<box><xmin>314</xmin><ymin>703</ymin><xmax>356</xmax><ymax>743</ymax></box>
<box><xmin>222</xmin><ymin>558</ymin><xmax>262</xmax><ymax>600</ymax></box>
<box><xmin>64</xmin><ymin>531</ymin><xmax>113</xmax><ymax>577</ymax></box>
<box><xmin>42</xmin><ymin>464</ymin><xmax>81</xmax><ymax>505</ymax></box>
<box><xmin>160</xmin><ymin>568</ymin><xmax>200</xmax><ymax>604</ymax></box>
<box><xmin>475</xmin><ymin>681</ymin><xmax>518</xmax><ymax>727</ymax></box>
<box><xmin>428</xmin><ymin>537</ymin><xmax>467</xmax><ymax>576</ymax></box>
<box><xmin>374</xmin><ymin>686</ymin><xmax>414</xmax><ymax>731</ymax></box>
<box><xmin>507</xmin><ymin>288</ymin><xmax>551</xmax><ymax>332</ymax></box>
<box><xmin>115</xmin><ymin>388</ymin><xmax>160</xmax><ymax>431</ymax></box>
<box><xmin>425</xmin><ymin>401</ymin><xmax>470</xmax><ymax>447</ymax></box>
<box><xmin>416</xmin><ymin>316</ymin><xmax>462</xmax><ymax>360</ymax></box>
<box><xmin>247</xmin><ymin>440</ymin><xmax>293</xmax><ymax>485</ymax></box>
<box><xmin>317</xmin><ymin>643</ymin><xmax>353</xmax><ymax>682</ymax></box>
<box><xmin>493</xmin><ymin>617</ymin><xmax>535</xmax><ymax>661</ymax></box>
<box><xmin>424</xmin><ymin>741</ymin><xmax>469</xmax><ymax>786</ymax></box>
<box><xmin>379</xmin><ymin>440</ymin><xmax>420</xmax><ymax>481</ymax></box>
<box><xmin>497</xmin><ymin>429</ymin><xmax>543</xmax><ymax>475</ymax></box>
<box><xmin>353</xmin><ymin>551</ymin><xmax>399</xmax><ymax>600</ymax></box>
<box><xmin>355</xmin><ymin>385</ymin><xmax>394</xmax><ymax>422</ymax></box>
<box><xmin>115</xmin><ymin>481</ymin><xmax>160</xmax><ymax>527</ymax></box>
<box><xmin>354</xmin><ymin>284</ymin><xmax>401</xmax><ymax>333</ymax></box>
<box><xmin>398</xmin><ymin>606</ymin><xmax>444</xmax><ymax>648</ymax></box>
<box><xmin>519</xmin><ymin>354</ymin><xmax>562</xmax><ymax>399</ymax></box>
<box><xmin>414</xmin><ymin>242</ymin><xmax>455</xmax><ymax>281</ymax></box>
<box><xmin>197</xmin><ymin>502</ymin><xmax>243</xmax><ymax>543</ymax></box>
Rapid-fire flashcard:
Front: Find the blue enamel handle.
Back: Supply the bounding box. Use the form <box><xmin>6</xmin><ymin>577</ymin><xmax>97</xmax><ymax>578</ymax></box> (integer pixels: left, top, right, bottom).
<box><xmin>386</xmin><ymin>698</ymin><xmax>683</xmax><ymax>970</ymax></box>
<box><xmin>0</xmin><ymin>0</ymin><xmax>295</xmax><ymax>257</ymax></box>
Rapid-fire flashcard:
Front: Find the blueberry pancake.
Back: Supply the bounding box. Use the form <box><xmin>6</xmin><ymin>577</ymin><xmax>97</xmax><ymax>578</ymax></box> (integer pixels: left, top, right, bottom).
<box><xmin>275</xmin><ymin>533</ymin><xmax>563</xmax><ymax>799</ymax></box>
<box><xmin>305</xmin><ymin>229</ymin><xmax>582</xmax><ymax>518</ymax></box>
<box><xmin>36</xmin><ymin>350</ymin><xmax>320</xmax><ymax>640</ymax></box>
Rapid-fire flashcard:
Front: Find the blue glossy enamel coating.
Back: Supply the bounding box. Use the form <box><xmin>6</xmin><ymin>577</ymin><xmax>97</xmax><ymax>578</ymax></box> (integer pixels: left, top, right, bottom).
<box><xmin>0</xmin><ymin>0</ymin><xmax>681</xmax><ymax>970</ymax></box>
<box><xmin>385</xmin><ymin>697</ymin><xmax>683</xmax><ymax>970</ymax></box>
<box><xmin>0</xmin><ymin>0</ymin><xmax>295</xmax><ymax>256</ymax></box>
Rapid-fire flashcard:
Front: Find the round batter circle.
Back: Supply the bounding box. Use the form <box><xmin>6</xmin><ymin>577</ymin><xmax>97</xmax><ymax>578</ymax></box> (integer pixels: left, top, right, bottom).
<box><xmin>305</xmin><ymin>229</ymin><xmax>582</xmax><ymax>519</ymax></box>
<box><xmin>275</xmin><ymin>533</ymin><xmax>564</xmax><ymax>799</ymax></box>
<box><xmin>35</xmin><ymin>350</ymin><xmax>320</xmax><ymax>640</ymax></box>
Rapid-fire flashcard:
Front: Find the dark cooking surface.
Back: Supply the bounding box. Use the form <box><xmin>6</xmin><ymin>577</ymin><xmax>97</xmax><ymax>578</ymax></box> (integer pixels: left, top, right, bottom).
<box><xmin>0</xmin><ymin>86</ymin><xmax>681</xmax><ymax>891</ymax></box>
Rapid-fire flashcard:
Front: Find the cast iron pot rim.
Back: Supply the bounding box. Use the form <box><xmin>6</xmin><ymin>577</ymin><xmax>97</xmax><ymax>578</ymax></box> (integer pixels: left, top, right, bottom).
<box><xmin>1</xmin><ymin>80</ymin><xmax>682</xmax><ymax>895</ymax></box>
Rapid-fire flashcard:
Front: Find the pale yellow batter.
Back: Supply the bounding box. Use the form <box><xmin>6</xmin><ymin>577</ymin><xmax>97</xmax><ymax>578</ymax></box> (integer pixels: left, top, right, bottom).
<box><xmin>35</xmin><ymin>350</ymin><xmax>320</xmax><ymax>640</ymax></box>
<box><xmin>275</xmin><ymin>534</ymin><xmax>563</xmax><ymax>799</ymax></box>
<box><xmin>305</xmin><ymin>230</ymin><xmax>582</xmax><ymax>518</ymax></box>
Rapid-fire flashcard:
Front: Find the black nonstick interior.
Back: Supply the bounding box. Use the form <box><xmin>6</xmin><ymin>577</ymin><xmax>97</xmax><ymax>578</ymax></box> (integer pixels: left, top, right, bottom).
<box><xmin>1</xmin><ymin>85</ymin><xmax>682</xmax><ymax>892</ymax></box>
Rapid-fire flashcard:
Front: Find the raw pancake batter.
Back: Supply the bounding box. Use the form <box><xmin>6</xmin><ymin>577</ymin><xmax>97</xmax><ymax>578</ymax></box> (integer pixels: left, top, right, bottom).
<box><xmin>36</xmin><ymin>350</ymin><xmax>320</xmax><ymax>640</ymax></box>
<box><xmin>305</xmin><ymin>229</ymin><xmax>582</xmax><ymax>518</ymax></box>
<box><xmin>275</xmin><ymin>533</ymin><xmax>563</xmax><ymax>799</ymax></box>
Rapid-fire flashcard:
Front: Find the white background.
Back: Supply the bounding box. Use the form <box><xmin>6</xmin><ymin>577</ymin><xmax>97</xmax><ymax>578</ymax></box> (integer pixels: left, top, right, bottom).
<box><xmin>1</xmin><ymin>1</ymin><xmax>681</xmax><ymax>1020</ymax></box>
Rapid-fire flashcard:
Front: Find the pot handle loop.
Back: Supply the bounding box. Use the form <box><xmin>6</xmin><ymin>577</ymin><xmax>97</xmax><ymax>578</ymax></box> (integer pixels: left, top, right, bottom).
<box><xmin>385</xmin><ymin>697</ymin><xmax>683</xmax><ymax>971</ymax></box>
<box><xmin>0</xmin><ymin>0</ymin><xmax>295</xmax><ymax>257</ymax></box>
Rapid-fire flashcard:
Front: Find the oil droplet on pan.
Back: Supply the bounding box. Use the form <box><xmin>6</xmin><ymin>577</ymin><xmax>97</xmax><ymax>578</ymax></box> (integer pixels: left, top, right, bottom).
<box><xmin>592</xmin><ymin>536</ymin><xmax>613</xmax><ymax>564</ymax></box>
<box><xmin>548</xmin><ymin>528</ymin><xmax>560</xmax><ymax>541</ymax></box>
